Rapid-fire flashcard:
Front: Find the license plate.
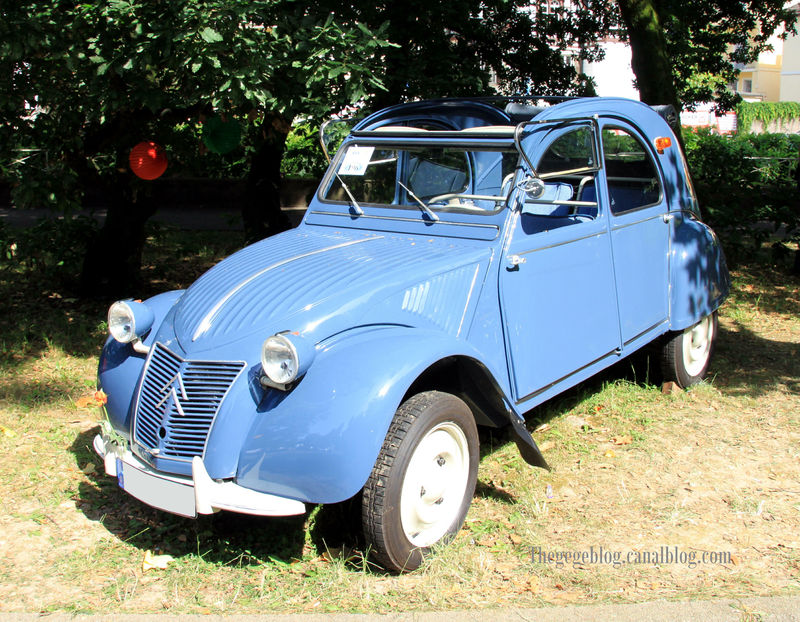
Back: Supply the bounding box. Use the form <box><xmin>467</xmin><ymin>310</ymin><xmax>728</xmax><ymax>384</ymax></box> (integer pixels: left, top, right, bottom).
<box><xmin>115</xmin><ymin>458</ymin><xmax>197</xmax><ymax>518</ymax></box>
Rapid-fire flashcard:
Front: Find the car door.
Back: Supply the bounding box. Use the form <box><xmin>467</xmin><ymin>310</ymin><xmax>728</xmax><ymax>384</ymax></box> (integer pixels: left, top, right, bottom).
<box><xmin>599</xmin><ymin>121</ymin><xmax>670</xmax><ymax>347</ymax></box>
<box><xmin>500</xmin><ymin>121</ymin><xmax>621</xmax><ymax>405</ymax></box>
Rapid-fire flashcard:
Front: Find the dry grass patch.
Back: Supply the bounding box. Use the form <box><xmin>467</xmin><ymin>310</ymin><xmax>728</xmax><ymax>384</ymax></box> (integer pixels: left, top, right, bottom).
<box><xmin>0</xmin><ymin>237</ymin><xmax>798</xmax><ymax>613</ymax></box>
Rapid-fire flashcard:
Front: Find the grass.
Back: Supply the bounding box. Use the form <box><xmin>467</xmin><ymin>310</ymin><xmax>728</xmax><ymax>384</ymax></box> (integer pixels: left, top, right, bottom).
<box><xmin>0</xmin><ymin>227</ymin><xmax>799</xmax><ymax>613</ymax></box>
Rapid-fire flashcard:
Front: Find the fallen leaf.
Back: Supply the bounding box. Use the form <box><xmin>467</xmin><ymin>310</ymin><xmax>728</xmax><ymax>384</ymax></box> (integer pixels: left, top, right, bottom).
<box><xmin>81</xmin><ymin>462</ymin><xmax>96</xmax><ymax>475</ymax></box>
<box><xmin>75</xmin><ymin>390</ymin><xmax>108</xmax><ymax>409</ymax></box>
<box><xmin>142</xmin><ymin>550</ymin><xmax>175</xmax><ymax>572</ymax></box>
<box><xmin>538</xmin><ymin>440</ymin><xmax>555</xmax><ymax>452</ymax></box>
<box><xmin>612</xmin><ymin>435</ymin><xmax>633</xmax><ymax>445</ymax></box>
<box><xmin>0</xmin><ymin>425</ymin><xmax>15</xmax><ymax>438</ymax></box>
<box><xmin>74</xmin><ymin>396</ymin><xmax>95</xmax><ymax>409</ymax></box>
<box><xmin>604</xmin><ymin>449</ymin><xmax>616</xmax><ymax>458</ymax></box>
<box><xmin>509</xmin><ymin>533</ymin><xmax>523</xmax><ymax>545</ymax></box>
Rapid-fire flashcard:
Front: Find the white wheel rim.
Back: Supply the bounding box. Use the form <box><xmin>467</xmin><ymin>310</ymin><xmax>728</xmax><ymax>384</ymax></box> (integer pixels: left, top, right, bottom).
<box><xmin>682</xmin><ymin>314</ymin><xmax>713</xmax><ymax>378</ymax></box>
<box><xmin>400</xmin><ymin>422</ymin><xmax>470</xmax><ymax>548</ymax></box>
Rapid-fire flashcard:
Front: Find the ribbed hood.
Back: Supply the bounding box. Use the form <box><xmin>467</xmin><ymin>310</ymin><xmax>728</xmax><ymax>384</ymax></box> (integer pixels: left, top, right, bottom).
<box><xmin>171</xmin><ymin>228</ymin><xmax>488</xmax><ymax>353</ymax></box>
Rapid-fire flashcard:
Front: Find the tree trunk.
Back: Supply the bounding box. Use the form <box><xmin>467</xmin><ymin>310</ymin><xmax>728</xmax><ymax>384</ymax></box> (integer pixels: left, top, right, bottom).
<box><xmin>617</xmin><ymin>0</ymin><xmax>684</xmax><ymax>143</ymax></box>
<box><xmin>79</xmin><ymin>172</ymin><xmax>157</xmax><ymax>298</ymax></box>
<box><xmin>243</xmin><ymin>112</ymin><xmax>293</xmax><ymax>244</ymax></box>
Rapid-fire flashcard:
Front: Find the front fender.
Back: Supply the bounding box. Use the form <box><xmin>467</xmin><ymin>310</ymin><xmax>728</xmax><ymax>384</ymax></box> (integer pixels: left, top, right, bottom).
<box><xmin>98</xmin><ymin>290</ymin><xmax>184</xmax><ymax>435</ymax></box>
<box><xmin>235</xmin><ymin>326</ymin><xmax>508</xmax><ymax>504</ymax></box>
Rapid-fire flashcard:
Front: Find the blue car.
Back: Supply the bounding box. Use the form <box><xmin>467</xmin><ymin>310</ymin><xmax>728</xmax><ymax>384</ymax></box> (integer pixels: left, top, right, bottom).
<box><xmin>94</xmin><ymin>97</ymin><xmax>729</xmax><ymax>572</ymax></box>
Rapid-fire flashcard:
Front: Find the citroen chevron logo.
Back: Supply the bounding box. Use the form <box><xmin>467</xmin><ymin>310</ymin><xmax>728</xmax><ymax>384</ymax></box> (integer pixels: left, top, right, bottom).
<box><xmin>155</xmin><ymin>372</ymin><xmax>188</xmax><ymax>417</ymax></box>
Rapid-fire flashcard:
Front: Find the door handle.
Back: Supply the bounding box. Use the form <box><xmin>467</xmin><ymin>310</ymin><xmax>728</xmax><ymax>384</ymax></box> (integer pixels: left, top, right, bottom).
<box><xmin>506</xmin><ymin>254</ymin><xmax>526</xmax><ymax>270</ymax></box>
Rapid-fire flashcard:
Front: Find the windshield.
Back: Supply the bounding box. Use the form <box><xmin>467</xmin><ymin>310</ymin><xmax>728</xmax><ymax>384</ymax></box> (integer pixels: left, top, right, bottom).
<box><xmin>321</xmin><ymin>142</ymin><xmax>519</xmax><ymax>214</ymax></box>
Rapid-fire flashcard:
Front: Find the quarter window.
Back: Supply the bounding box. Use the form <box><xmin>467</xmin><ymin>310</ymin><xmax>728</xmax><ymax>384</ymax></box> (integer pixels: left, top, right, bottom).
<box><xmin>601</xmin><ymin>128</ymin><xmax>662</xmax><ymax>214</ymax></box>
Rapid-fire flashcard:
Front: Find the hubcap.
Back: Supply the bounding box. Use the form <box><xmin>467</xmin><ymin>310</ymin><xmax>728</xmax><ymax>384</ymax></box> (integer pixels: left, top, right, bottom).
<box><xmin>682</xmin><ymin>314</ymin><xmax>713</xmax><ymax>378</ymax></box>
<box><xmin>400</xmin><ymin>422</ymin><xmax>470</xmax><ymax>547</ymax></box>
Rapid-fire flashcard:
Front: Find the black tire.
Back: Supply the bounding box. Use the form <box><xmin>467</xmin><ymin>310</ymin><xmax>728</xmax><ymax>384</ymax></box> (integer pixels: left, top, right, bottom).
<box><xmin>362</xmin><ymin>391</ymin><xmax>479</xmax><ymax>573</ymax></box>
<box><xmin>661</xmin><ymin>311</ymin><xmax>718</xmax><ymax>388</ymax></box>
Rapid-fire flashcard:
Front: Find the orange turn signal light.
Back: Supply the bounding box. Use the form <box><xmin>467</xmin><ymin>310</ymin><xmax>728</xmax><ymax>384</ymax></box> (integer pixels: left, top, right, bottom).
<box><xmin>655</xmin><ymin>136</ymin><xmax>672</xmax><ymax>154</ymax></box>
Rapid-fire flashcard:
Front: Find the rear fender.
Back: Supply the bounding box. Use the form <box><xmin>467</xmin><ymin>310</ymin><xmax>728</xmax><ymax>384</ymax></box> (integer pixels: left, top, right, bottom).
<box><xmin>670</xmin><ymin>216</ymin><xmax>730</xmax><ymax>330</ymax></box>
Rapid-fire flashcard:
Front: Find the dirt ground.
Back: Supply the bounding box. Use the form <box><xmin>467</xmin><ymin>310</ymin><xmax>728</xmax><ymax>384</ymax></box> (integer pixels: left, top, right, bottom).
<box><xmin>0</xmin><ymin>264</ymin><xmax>797</xmax><ymax>613</ymax></box>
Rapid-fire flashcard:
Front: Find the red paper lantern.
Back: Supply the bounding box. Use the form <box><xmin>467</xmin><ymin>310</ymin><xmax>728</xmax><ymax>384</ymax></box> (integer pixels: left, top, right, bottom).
<box><xmin>129</xmin><ymin>141</ymin><xmax>168</xmax><ymax>180</ymax></box>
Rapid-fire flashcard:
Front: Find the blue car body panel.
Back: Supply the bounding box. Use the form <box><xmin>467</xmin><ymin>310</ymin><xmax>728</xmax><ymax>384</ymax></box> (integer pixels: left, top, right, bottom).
<box><xmin>236</xmin><ymin>327</ymin><xmax>508</xmax><ymax>503</ymax></box>
<box><xmin>97</xmin><ymin>97</ymin><xmax>730</xmax><ymax>510</ymax></box>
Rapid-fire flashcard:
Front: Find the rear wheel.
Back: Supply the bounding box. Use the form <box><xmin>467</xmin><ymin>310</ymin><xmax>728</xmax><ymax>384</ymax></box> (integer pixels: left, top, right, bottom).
<box><xmin>661</xmin><ymin>312</ymin><xmax>718</xmax><ymax>388</ymax></box>
<box><xmin>362</xmin><ymin>391</ymin><xmax>478</xmax><ymax>572</ymax></box>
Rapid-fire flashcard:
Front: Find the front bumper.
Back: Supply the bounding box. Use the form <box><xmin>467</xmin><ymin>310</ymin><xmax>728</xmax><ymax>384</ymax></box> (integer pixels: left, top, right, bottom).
<box><xmin>93</xmin><ymin>424</ymin><xmax>306</xmax><ymax>518</ymax></box>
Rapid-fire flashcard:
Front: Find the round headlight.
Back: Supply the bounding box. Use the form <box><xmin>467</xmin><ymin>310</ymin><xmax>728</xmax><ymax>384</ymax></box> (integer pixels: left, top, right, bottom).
<box><xmin>261</xmin><ymin>335</ymin><xmax>299</xmax><ymax>385</ymax></box>
<box><xmin>108</xmin><ymin>300</ymin><xmax>154</xmax><ymax>344</ymax></box>
<box><xmin>108</xmin><ymin>301</ymin><xmax>136</xmax><ymax>343</ymax></box>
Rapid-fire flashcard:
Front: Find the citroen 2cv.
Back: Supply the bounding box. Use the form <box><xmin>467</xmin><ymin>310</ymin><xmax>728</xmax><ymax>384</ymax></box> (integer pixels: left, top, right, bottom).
<box><xmin>94</xmin><ymin>97</ymin><xmax>729</xmax><ymax>571</ymax></box>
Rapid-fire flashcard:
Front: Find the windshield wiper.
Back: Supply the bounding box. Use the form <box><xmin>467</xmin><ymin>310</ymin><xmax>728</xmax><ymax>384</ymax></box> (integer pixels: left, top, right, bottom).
<box><xmin>335</xmin><ymin>173</ymin><xmax>364</xmax><ymax>215</ymax></box>
<box><xmin>398</xmin><ymin>181</ymin><xmax>439</xmax><ymax>222</ymax></box>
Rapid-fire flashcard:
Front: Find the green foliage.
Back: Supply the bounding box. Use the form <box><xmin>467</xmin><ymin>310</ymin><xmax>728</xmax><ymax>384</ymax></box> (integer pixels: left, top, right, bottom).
<box><xmin>615</xmin><ymin>0</ymin><xmax>797</xmax><ymax>111</ymax></box>
<box><xmin>334</xmin><ymin>0</ymin><xmax>613</xmax><ymax>106</ymax></box>
<box><xmin>281</xmin><ymin>123</ymin><xmax>327</xmax><ymax>179</ymax></box>
<box><xmin>0</xmin><ymin>1</ymin><xmax>393</xmax><ymax>210</ymax></box>
<box><xmin>736</xmin><ymin>102</ymin><xmax>800</xmax><ymax>133</ymax></box>
<box><xmin>683</xmin><ymin>129</ymin><xmax>800</xmax><ymax>261</ymax></box>
<box><xmin>0</xmin><ymin>217</ymin><xmax>99</xmax><ymax>283</ymax></box>
<box><xmin>666</xmin><ymin>0</ymin><xmax>797</xmax><ymax>109</ymax></box>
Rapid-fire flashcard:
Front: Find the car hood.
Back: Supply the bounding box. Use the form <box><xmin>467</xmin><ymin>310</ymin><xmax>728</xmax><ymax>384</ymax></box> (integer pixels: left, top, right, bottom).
<box><xmin>170</xmin><ymin>227</ymin><xmax>490</xmax><ymax>354</ymax></box>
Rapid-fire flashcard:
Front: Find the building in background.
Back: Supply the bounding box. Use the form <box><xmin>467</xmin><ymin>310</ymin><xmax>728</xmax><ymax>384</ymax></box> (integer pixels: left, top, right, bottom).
<box><xmin>779</xmin><ymin>1</ymin><xmax>800</xmax><ymax>101</ymax></box>
<box><xmin>732</xmin><ymin>0</ymin><xmax>800</xmax><ymax>102</ymax></box>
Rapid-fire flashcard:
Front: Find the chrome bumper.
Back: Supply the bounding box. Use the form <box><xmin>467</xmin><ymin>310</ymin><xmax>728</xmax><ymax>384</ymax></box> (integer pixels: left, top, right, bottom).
<box><xmin>93</xmin><ymin>424</ymin><xmax>306</xmax><ymax>518</ymax></box>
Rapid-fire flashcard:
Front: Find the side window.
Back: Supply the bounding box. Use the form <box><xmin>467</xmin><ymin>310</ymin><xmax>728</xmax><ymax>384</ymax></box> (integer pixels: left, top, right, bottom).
<box><xmin>602</xmin><ymin>127</ymin><xmax>662</xmax><ymax>214</ymax></box>
<box><xmin>520</xmin><ymin>125</ymin><xmax>599</xmax><ymax>227</ymax></box>
<box><xmin>538</xmin><ymin>127</ymin><xmax>595</xmax><ymax>174</ymax></box>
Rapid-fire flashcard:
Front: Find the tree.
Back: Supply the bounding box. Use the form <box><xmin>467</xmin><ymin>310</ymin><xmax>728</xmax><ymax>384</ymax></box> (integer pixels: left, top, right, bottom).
<box><xmin>617</xmin><ymin>0</ymin><xmax>797</xmax><ymax>112</ymax></box>
<box><xmin>1</xmin><ymin>1</ymin><xmax>391</xmax><ymax>294</ymax></box>
<box><xmin>337</xmin><ymin>0</ymin><xmax>616</xmax><ymax>108</ymax></box>
<box><xmin>3</xmin><ymin>0</ymin><xmax>622</xmax><ymax>295</ymax></box>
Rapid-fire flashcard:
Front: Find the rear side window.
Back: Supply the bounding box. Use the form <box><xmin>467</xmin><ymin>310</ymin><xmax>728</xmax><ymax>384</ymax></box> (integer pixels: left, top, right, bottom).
<box><xmin>602</xmin><ymin>128</ymin><xmax>662</xmax><ymax>214</ymax></box>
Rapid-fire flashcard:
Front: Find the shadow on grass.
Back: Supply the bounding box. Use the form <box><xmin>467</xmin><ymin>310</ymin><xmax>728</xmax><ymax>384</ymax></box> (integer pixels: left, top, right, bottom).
<box><xmin>712</xmin><ymin>321</ymin><xmax>800</xmax><ymax>397</ymax></box>
<box><xmin>480</xmin><ymin>316</ymin><xmax>799</xmax><ymax>467</ymax></box>
<box><xmin>69</xmin><ymin>427</ymin><xmax>364</xmax><ymax>568</ymax></box>
<box><xmin>0</xmin><ymin>228</ymin><xmax>244</xmax><ymax>375</ymax></box>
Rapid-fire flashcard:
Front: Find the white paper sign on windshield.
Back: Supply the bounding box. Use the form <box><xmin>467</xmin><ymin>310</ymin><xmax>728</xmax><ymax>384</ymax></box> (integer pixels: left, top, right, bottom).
<box><xmin>338</xmin><ymin>146</ymin><xmax>375</xmax><ymax>176</ymax></box>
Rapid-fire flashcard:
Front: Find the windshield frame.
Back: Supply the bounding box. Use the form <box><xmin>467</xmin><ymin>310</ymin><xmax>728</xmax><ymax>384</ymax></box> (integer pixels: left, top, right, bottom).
<box><xmin>317</xmin><ymin>135</ymin><xmax>521</xmax><ymax>217</ymax></box>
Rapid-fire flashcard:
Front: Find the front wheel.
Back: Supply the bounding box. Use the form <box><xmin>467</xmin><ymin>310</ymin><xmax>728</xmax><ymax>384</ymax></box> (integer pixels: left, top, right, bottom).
<box><xmin>661</xmin><ymin>311</ymin><xmax>718</xmax><ymax>388</ymax></box>
<box><xmin>362</xmin><ymin>391</ymin><xmax>479</xmax><ymax>572</ymax></box>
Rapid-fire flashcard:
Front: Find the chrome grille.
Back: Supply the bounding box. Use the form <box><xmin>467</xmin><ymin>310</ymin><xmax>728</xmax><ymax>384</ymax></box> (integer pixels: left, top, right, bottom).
<box><xmin>133</xmin><ymin>343</ymin><xmax>245</xmax><ymax>460</ymax></box>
